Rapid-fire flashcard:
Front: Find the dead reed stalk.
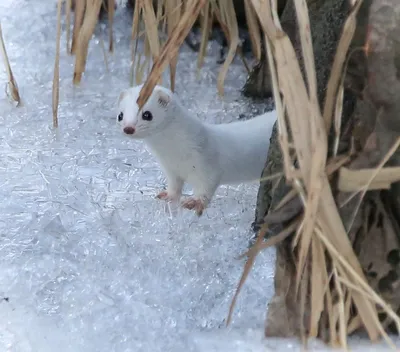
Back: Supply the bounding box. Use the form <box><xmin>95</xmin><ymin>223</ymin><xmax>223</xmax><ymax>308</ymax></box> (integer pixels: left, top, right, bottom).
<box><xmin>70</xmin><ymin>0</ymin><xmax>86</xmax><ymax>54</ymax></box>
<box><xmin>52</xmin><ymin>0</ymin><xmax>63</xmax><ymax>128</ymax></box>
<box><xmin>61</xmin><ymin>0</ymin><xmax>252</xmax><ymax>95</ymax></box>
<box><xmin>73</xmin><ymin>0</ymin><xmax>103</xmax><ymax>84</ymax></box>
<box><xmin>0</xmin><ymin>22</ymin><xmax>21</xmax><ymax>105</ymax></box>
<box><xmin>108</xmin><ymin>0</ymin><xmax>114</xmax><ymax>52</ymax></box>
<box><xmin>136</xmin><ymin>0</ymin><xmax>207</xmax><ymax>109</ymax></box>
<box><xmin>65</xmin><ymin>0</ymin><xmax>72</xmax><ymax>53</ymax></box>
<box><xmin>165</xmin><ymin>0</ymin><xmax>183</xmax><ymax>92</ymax></box>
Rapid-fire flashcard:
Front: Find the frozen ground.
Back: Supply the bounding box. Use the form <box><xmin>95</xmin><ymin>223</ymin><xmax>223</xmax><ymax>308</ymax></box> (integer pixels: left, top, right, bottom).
<box><xmin>0</xmin><ymin>0</ymin><xmax>398</xmax><ymax>351</ymax></box>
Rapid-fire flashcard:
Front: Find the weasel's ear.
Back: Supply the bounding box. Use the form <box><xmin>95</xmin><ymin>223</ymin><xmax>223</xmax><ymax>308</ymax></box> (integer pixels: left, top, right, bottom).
<box><xmin>117</xmin><ymin>90</ymin><xmax>126</xmax><ymax>105</ymax></box>
<box><xmin>155</xmin><ymin>88</ymin><xmax>171</xmax><ymax>108</ymax></box>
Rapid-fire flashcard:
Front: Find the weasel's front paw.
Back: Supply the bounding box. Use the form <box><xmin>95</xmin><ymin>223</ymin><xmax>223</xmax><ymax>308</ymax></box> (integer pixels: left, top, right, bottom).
<box><xmin>181</xmin><ymin>197</ymin><xmax>206</xmax><ymax>216</ymax></box>
<box><xmin>155</xmin><ymin>191</ymin><xmax>179</xmax><ymax>202</ymax></box>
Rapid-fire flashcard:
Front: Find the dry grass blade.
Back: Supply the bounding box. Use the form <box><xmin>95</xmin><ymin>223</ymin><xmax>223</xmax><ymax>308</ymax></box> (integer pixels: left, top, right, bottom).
<box><xmin>294</xmin><ymin>0</ymin><xmax>318</xmax><ymax>100</ymax></box>
<box><xmin>209</xmin><ymin>0</ymin><xmax>231</xmax><ymax>44</ymax></box>
<box><xmin>137</xmin><ymin>0</ymin><xmax>207</xmax><ymax>109</ymax></box>
<box><xmin>71</xmin><ymin>0</ymin><xmax>86</xmax><ymax>54</ymax></box>
<box><xmin>99</xmin><ymin>35</ymin><xmax>110</xmax><ymax>72</ymax></box>
<box><xmin>196</xmin><ymin>1</ymin><xmax>211</xmax><ymax>73</ymax></box>
<box><xmin>340</xmin><ymin>137</ymin><xmax>400</xmax><ymax>234</ymax></box>
<box><xmin>316</xmin><ymin>189</ymin><xmax>380</xmax><ymax>340</ymax></box>
<box><xmin>156</xmin><ymin>0</ymin><xmax>164</xmax><ymax>27</ymax></box>
<box><xmin>237</xmin><ymin>219</ymin><xmax>300</xmax><ymax>259</ymax></box>
<box><xmin>232</xmin><ymin>220</ymin><xmax>313</xmax><ymax>340</ymax></box>
<box><xmin>250</xmin><ymin>0</ymin><xmax>283</xmax><ymax>38</ymax></box>
<box><xmin>144</xmin><ymin>33</ymin><xmax>152</xmax><ymax>66</ymax></box>
<box><xmin>333</xmin><ymin>82</ymin><xmax>344</xmax><ymax>157</ymax></box>
<box><xmin>292</xmin><ymin>0</ymin><xmax>327</xmax><ymax>296</ymax></box>
<box><xmin>136</xmin><ymin>52</ymin><xmax>146</xmax><ymax>84</ymax></box>
<box><xmin>272</xmin><ymin>155</ymin><xmax>351</xmax><ymax>219</ymax></box>
<box><xmin>266</xmin><ymin>32</ymin><xmax>314</xmax><ymax>178</ymax></box>
<box><xmin>129</xmin><ymin>0</ymin><xmax>141</xmax><ymax>86</ymax></box>
<box><xmin>322</xmin><ymin>0</ymin><xmax>363</xmax><ymax>131</ymax></box>
<box><xmin>300</xmin><ymin>260</ymin><xmax>309</xmax><ymax>346</ymax></box>
<box><xmin>347</xmin><ymin>314</ymin><xmax>363</xmax><ymax>335</ymax></box>
<box><xmin>344</xmin><ymin>290</ymin><xmax>352</xmax><ymax>332</ymax></box>
<box><xmin>244</xmin><ymin>0</ymin><xmax>261</xmax><ymax>61</ymax></box>
<box><xmin>108</xmin><ymin>0</ymin><xmax>115</xmax><ymax>52</ymax></box>
<box><xmin>290</xmin><ymin>181</ymin><xmax>307</xmax><ymax>249</ymax></box>
<box><xmin>315</xmin><ymin>227</ymin><xmax>399</xmax><ymax>349</ymax></box>
<box><xmin>325</xmin><ymin>154</ymin><xmax>352</xmax><ymax>175</ymax></box>
<box><xmin>333</xmin><ymin>267</ymin><xmax>347</xmax><ymax>349</ymax></box>
<box><xmin>271</xmin><ymin>154</ymin><xmax>351</xmax><ymax>216</ymax></box>
<box><xmin>226</xmin><ymin>223</ymin><xmax>268</xmax><ymax>326</ymax></box>
<box><xmin>258</xmin><ymin>171</ymin><xmax>283</xmax><ymax>183</ymax></box>
<box><xmin>341</xmin><ymin>137</ymin><xmax>400</xmax><ymax>207</ymax></box>
<box><xmin>337</xmin><ymin>276</ymin><xmax>400</xmax><ymax>336</ymax></box>
<box><xmin>65</xmin><ymin>0</ymin><xmax>72</xmax><ymax>53</ymax></box>
<box><xmin>338</xmin><ymin>165</ymin><xmax>400</xmax><ymax>192</ymax></box>
<box><xmin>275</xmin><ymin>98</ymin><xmax>293</xmax><ymax>181</ymax></box>
<box><xmin>273</xmin><ymin>188</ymin><xmax>298</xmax><ymax>212</ymax></box>
<box><xmin>73</xmin><ymin>0</ymin><xmax>103</xmax><ymax>85</ymax></box>
<box><xmin>52</xmin><ymin>0</ymin><xmax>63</xmax><ymax>128</ymax></box>
<box><xmin>0</xmin><ymin>22</ymin><xmax>21</xmax><ymax>105</ymax></box>
<box><xmin>309</xmin><ymin>237</ymin><xmax>327</xmax><ymax>337</ymax></box>
<box><xmin>142</xmin><ymin>0</ymin><xmax>161</xmax><ymax>61</ymax></box>
<box><xmin>216</xmin><ymin>0</ymin><xmax>239</xmax><ymax>96</ymax></box>
<box><xmin>165</xmin><ymin>0</ymin><xmax>183</xmax><ymax>91</ymax></box>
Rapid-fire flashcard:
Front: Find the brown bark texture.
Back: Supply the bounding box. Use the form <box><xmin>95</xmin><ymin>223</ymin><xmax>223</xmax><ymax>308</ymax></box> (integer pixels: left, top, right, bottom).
<box><xmin>252</xmin><ymin>0</ymin><xmax>400</xmax><ymax>339</ymax></box>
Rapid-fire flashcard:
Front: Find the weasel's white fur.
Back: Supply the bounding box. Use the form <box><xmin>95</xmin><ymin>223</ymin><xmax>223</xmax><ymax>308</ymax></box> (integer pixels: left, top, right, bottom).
<box><xmin>116</xmin><ymin>84</ymin><xmax>276</xmax><ymax>215</ymax></box>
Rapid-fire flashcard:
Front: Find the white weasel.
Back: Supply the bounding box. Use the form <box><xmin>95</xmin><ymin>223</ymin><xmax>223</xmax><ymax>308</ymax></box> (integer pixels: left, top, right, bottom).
<box><xmin>116</xmin><ymin>84</ymin><xmax>276</xmax><ymax>216</ymax></box>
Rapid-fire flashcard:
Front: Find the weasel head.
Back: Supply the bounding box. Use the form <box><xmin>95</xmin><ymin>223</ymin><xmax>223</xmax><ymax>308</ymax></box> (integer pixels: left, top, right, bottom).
<box><xmin>116</xmin><ymin>84</ymin><xmax>173</xmax><ymax>139</ymax></box>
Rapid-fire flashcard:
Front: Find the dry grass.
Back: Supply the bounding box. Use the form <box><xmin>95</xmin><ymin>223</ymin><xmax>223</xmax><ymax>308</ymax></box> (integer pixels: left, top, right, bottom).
<box><xmin>73</xmin><ymin>0</ymin><xmax>104</xmax><ymax>84</ymax></box>
<box><xmin>52</xmin><ymin>0</ymin><xmax>63</xmax><ymax>128</ymax></box>
<box><xmin>229</xmin><ymin>0</ymin><xmax>400</xmax><ymax>348</ymax></box>
<box><xmin>136</xmin><ymin>0</ymin><xmax>207</xmax><ymax>109</ymax></box>
<box><xmin>60</xmin><ymin>0</ymin><xmax>252</xmax><ymax>97</ymax></box>
<box><xmin>0</xmin><ymin>22</ymin><xmax>21</xmax><ymax>105</ymax></box>
<box><xmin>52</xmin><ymin>0</ymin><xmax>400</xmax><ymax>348</ymax></box>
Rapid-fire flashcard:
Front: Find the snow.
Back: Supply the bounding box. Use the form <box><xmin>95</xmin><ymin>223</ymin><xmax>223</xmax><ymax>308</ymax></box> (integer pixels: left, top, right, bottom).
<box><xmin>0</xmin><ymin>0</ymin><xmax>398</xmax><ymax>351</ymax></box>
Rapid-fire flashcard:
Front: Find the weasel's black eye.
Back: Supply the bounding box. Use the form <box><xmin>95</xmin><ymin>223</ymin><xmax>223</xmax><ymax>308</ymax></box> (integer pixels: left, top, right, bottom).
<box><xmin>118</xmin><ymin>112</ymin><xmax>123</xmax><ymax>121</ymax></box>
<box><xmin>142</xmin><ymin>111</ymin><xmax>153</xmax><ymax>121</ymax></box>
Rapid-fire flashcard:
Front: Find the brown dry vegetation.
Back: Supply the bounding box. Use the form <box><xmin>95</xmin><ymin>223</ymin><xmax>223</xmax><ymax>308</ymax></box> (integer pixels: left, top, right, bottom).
<box><xmin>0</xmin><ymin>22</ymin><xmax>21</xmax><ymax>106</ymax></box>
<box><xmin>2</xmin><ymin>0</ymin><xmax>400</xmax><ymax>349</ymax></box>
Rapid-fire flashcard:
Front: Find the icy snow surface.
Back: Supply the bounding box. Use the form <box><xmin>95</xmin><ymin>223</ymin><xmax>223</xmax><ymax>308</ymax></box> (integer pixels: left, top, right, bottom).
<box><xmin>0</xmin><ymin>1</ymin><xmax>399</xmax><ymax>351</ymax></box>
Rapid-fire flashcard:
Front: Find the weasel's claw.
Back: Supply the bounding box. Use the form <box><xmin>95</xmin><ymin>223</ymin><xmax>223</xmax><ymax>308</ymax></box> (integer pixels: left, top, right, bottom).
<box><xmin>155</xmin><ymin>191</ymin><xmax>179</xmax><ymax>203</ymax></box>
<box><xmin>181</xmin><ymin>197</ymin><xmax>206</xmax><ymax>216</ymax></box>
<box><xmin>156</xmin><ymin>191</ymin><xmax>169</xmax><ymax>200</ymax></box>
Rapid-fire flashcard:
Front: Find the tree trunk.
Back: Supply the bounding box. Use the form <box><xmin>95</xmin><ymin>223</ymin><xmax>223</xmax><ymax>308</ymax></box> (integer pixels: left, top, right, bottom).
<box><xmin>251</xmin><ymin>0</ymin><xmax>400</xmax><ymax>340</ymax></box>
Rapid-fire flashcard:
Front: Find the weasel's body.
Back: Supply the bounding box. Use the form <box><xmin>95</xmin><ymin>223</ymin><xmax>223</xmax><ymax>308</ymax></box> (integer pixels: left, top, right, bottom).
<box><xmin>116</xmin><ymin>84</ymin><xmax>276</xmax><ymax>215</ymax></box>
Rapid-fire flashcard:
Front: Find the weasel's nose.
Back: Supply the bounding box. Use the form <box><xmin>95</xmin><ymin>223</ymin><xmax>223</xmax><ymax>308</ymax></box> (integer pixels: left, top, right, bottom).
<box><xmin>123</xmin><ymin>126</ymin><xmax>135</xmax><ymax>135</ymax></box>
